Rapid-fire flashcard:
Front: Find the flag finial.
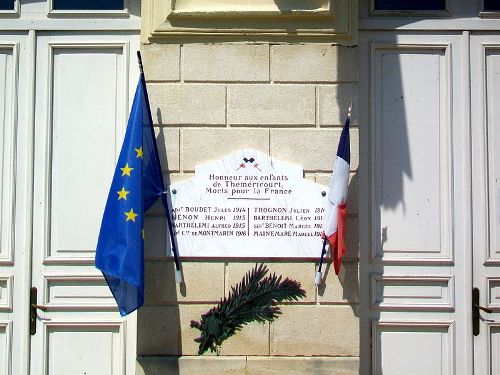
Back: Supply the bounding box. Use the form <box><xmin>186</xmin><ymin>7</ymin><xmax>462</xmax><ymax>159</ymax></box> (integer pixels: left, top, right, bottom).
<box><xmin>348</xmin><ymin>101</ymin><xmax>352</xmax><ymax>119</ymax></box>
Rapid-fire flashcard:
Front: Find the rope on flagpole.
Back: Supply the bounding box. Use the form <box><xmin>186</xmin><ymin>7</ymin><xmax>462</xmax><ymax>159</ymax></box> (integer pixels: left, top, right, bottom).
<box><xmin>137</xmin><ymin>51</ymin><xmax>183</xmax><ymax>284</ymax></box>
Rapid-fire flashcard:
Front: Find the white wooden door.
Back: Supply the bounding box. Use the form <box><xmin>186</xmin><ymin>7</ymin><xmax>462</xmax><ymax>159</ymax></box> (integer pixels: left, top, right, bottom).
<box><xmin>471</xmin><ymin>32</ymin><xmax>500</xmax><ymax>375</ymax></box>
<box><xmin>361</xmin><ymin>29</ymin><xmax>500</xmax><ymax>375</ymax></box>
<box><xmin>30</xmin><ymin>32</ymin><xmax>139</xmax><ymax>375</ymax></box>
<box><xmin>359</xmin><ymin>31</ymin><xmax>471</xmax><ymax>374</ymax></box>
<box><xmin>0</xmin><ymin>2</ymin><xmax>140</xmax><ymax>374</ymax></box>
<box><xmin>0</xmin><ymin>32</ymin><xmax>32</xmax><ymax>375</ymax></box>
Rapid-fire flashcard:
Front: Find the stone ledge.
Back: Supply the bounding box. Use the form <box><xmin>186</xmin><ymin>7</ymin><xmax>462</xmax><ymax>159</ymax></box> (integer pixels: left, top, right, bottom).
<box><xmin>136</xmin><ymin>356</ymin><xmax>359</xmax><ymax>375</ymax></box>
<box><xmin>247</xmin><ymin>356</ymin><xmax>359</xmax><ymax>375</ymax></box>
<box><xmin>141</xmin><ymin>0</ymin><xmax>357</xmax><ymax>42</ymax></box>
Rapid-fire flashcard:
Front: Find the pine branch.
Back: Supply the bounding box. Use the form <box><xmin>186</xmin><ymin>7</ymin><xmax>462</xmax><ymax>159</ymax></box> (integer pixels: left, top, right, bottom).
<box><xmin>190</xmin><ymin>263</ymin><xmax>306</xmax><ymax>355</ymax></box>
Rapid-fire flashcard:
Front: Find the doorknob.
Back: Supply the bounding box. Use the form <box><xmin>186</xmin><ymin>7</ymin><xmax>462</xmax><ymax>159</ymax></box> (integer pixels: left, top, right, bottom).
<box><xmin>473</xmin><ymin>287</ymin><xmax>492</xmax><ymax>336</ymax></box>
<box><xmin>30</xmin><ymin>287</ymin><xmax>47</xmax><ymax>335</ymax></box>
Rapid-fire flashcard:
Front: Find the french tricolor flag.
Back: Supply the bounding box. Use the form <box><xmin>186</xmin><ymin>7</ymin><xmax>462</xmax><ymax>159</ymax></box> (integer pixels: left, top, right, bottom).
<box><xmin>323</xmin><ymin>112</ymin><xmax>350</xmax><ymax>276</ymax></box>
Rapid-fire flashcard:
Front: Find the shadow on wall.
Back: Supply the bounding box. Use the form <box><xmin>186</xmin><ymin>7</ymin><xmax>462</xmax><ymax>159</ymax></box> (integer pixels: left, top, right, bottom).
<box><xmin>356</xmin><ymin>25</ymin><xmax>417</xmax><ymax>374</ymax></box>
<box><xmin>137</xmin><ymin>356</ymin><xmax>181</xmax><ymax>374</ymax></box>
<box><xmin>137</xmin><ymin>109</ymin><xmax>182</xmax><ymax>375</ymax></box>
<box><xmin>317</xmin><ymin>171</ymin><xmax>360</xmax><ymax>318</ymax></box>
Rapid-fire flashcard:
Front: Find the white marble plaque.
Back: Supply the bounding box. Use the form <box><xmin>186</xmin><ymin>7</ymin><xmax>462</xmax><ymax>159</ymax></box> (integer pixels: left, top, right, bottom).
<box><xmin>169</xmin><ymin>149</ymin><xmax>328</xmax><ymax>258</ymax></box>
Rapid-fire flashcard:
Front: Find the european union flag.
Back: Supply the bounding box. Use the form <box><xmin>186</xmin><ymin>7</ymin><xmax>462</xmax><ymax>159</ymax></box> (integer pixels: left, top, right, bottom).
<box><xmin>95</xmin><ymin>74</ymin><xmax>164</xmax><ymax>316</ymax></box>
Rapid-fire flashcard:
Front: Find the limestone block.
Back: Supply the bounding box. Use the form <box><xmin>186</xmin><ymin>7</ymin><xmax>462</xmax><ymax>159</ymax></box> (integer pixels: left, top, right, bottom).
<box><xmin>336</xmin><ymin>46</ymin><xmax>359</xmax><ymax>82</ymax></box>
<box><xmin>137</xmin><ymin>305</ymin><xmax>181</xmax><ymax>355</ymax></box>
<box><xmin>181</xmin><ymin>128</ymin><xmax>269</xmax><ymax>171</ymax></box>
<box><xmin>317</xmin><ymin>260</ymin><xmax>360</xmax><ymax>305</ymax></box>
<box><xmin>227</xmin><ymin>84</ymin><xmax>315</xmax><ymax>125</ymax></box>
<box><xmin>183</xmin><ymin>44</ymin><xmax>269</xmax><ymax>82</ymax></box>
<box><xmin>144</xmin><ymin>261</ymin><xmax>225</xmax><ymax>304</ymax></box>
<box><xmin>167</xmin><ymin>172</ymin><xmax>195</xmax><ymax>184</ymax></box>
<box><xmin>270</xmin><ymin>128</ymin><xmax>359</xmax><ymax>171</ymax></box>
<box><xmin>178</xmin><ymin>304</ymin><xmax>270</xmax><ymax>356</ymax></box>
<box><xmin>270</xmin><ymin>305</ymin><xmax>359</xmax><ymax>356</ymax></box>
<box><xmin>148</xmin><ymin>84</ymin><xmax>226</xmax><ymax>125</ymax></box>
<box><xmin>154</xmin><ymin>127</ymin><xmax>180</xmax><ymax>172</ymax></box>
<box><xmin>136</xmin><ymin>356</ymin><xmax>180</xmax><ymax>374</ymax></box>
<box><xmin>246</xmin><ymin>356</ymin><xmax>360</xmax><ymax>375</ymax></box>
<box><xmin>225</xmin><ymin>262</ymin><xmax>316</xmax><ymax>303</ymax></box>
<box><xmin>141</xmin><ymin>44</ymin><xmax>180</xmax><ymax>82</ymax></box>
<box><xmin>143</xmin><ymin>216</ymin><xmax>167</xmax><ymax>258</ymax></box>
<box><xmin>178</xmin><ymin>356</ymin><xmax>247</xmax><ymax>375</ymax></box>
<box><xmin>270</xmin><ymin>44</ymin><xmax>335</xmax><ymax>82</ymax></box>
<box><xmin>271</xmin><ymin>45</ymin><xmax>358</xmax><ymax>83</ymax></box>
<box><xmin>218</xmin><ymin>321</ymin><xmax>270</xmax><ymax>356</ymax></box>
<box><xmin>139</xmin><ymin>304</ymin><xmax>228</xmax><ymax>356</ymax></box>
<box><xmin>344</xmin><ymin>217</ymin><xmax>359</xmax><ymax>260</ymax></box>
<box><xmin>318</xmin><ymin>83</ymin><xmax>359</xmax><ymax>125</ymax></box>
<box><xmin>178</xmin><ymin>304</ymin><xmax>219</xmax><ymax>355</ymax></box>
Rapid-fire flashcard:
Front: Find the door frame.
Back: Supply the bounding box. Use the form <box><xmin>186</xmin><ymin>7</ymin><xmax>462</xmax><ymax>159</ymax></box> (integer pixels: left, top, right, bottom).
<box><xmin>358</xmin><ymin>29</ymin><xmax>474</xmax><ymax>374</ymax></box>
<box><xmin>0</xmin><ymin>1</ymin><xmax>140</xmax><ymax>373</ymax></box>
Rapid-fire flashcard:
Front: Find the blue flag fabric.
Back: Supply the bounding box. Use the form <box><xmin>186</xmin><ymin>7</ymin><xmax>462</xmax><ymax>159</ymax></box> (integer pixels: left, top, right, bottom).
<box><xmin>95</xmin><ymin>76</ymin><xmax>164</xmax><ymax>316</ymax></box>
<box><xmin>336</xmin><ymin>117</ymin><xmax>350</xmax><ymax>164</ymax></box>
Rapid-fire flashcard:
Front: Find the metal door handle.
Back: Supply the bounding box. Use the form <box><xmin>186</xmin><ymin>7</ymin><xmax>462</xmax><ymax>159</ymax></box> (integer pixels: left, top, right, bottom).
<box><xmin>473</xmin><ymin>287</ymin><xmax>493</xmax><ymax>336</ymax></box>
<box><xmin>474</xmin><ymin>304</ymin><xmax>493</xmax><ymax>314</ymax></box>
<box><xmin>30</xmin><ymin>287</ymin><xmax>48</xmax><ymax>335</ymax></box>
<box><xmin>31</xmin><ymin>304</ymin><xmax>47</xmax><ymax>312</ymax></box>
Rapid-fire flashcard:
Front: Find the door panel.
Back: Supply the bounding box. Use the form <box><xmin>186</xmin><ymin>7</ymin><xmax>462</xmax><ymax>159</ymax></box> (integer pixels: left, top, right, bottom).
<box><xmin>471</xmin><ymin>33</ymin><xmax>500</xmax><ymax>375</ymax></box>
<box><xmin>371</xmin><ymin>44</ymin><xmax>452</xmax><ymax>262</ymax></box>
<box><xmin>46</xmin><ymin>45</ymin><xmax>125</xmax><ymax>262</ymax></box>
<box><xmin>0</xmin><ymin>46</ymin><xmax>15</xmax><ymax>265</ymax></box>
<box><xmin>31</xmin><ymin>33</ymin><xmax>138</xmax><ymax>375</ymax></box>
<box><xmin>373</xmin><ymin>322</ymin><xmax>453</xmax><ymax>374</ymax></box>
<box><xmin>44</xmin><ymin>322</ymin><xmax>125</xmax><ymax>374</ymax></box>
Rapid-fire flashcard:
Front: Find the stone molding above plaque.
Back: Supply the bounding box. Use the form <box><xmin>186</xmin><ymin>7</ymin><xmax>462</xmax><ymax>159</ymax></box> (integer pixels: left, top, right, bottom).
<box><xmin>141</xmin><ymin>0</ymin><xmax>357</xmax><ymax>43</ymax></box>
<box><xmin>168</xmin><ymin>149</ymin><xmax>328</xmax><ymax>258</ymax></box>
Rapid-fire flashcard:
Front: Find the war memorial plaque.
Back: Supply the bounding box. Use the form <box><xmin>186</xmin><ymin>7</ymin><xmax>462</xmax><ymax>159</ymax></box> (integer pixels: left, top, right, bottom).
<box><xmin>169</xmin><ymin>149</ymin><xmax>328</xmax><ymax>258</ymax></box>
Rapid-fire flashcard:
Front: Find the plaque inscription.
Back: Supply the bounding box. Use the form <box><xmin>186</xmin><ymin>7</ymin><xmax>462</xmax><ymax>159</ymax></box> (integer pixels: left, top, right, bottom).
<box><xmin>169</xmin><ymin>149</ymin><xmax>327</xmax><ymax>258</ymax></box>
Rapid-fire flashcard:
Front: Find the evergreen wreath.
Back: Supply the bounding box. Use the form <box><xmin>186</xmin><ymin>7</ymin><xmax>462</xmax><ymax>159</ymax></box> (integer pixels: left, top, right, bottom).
<box><xmin>191</xmin><ymin>263</ymin><xmax>306</xmax><ymax>355</ymax></box>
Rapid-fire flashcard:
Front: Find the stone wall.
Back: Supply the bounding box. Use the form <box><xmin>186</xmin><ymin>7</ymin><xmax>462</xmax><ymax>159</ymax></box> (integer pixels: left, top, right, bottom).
<box><xmin>137</xmin><ymin>42</ymin><xmax>360</xmax><ymax>375</ymax></box>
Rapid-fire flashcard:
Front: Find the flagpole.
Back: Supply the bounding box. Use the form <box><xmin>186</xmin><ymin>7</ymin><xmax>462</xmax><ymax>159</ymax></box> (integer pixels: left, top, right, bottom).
<box><xmin>315</xmin><ymin>101</ymin><xmax>352</xmax><ymax>286</ymax></box>
<box><xmin>315</xmin><ymin>237</ymin><xmax>328</xmax><ymax>285</ymax></box>
<box><xmin>137</xmin><ymin>51</ymin><xmax>183</xmax><ymax>284</ymax></box>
